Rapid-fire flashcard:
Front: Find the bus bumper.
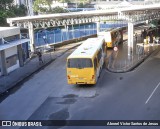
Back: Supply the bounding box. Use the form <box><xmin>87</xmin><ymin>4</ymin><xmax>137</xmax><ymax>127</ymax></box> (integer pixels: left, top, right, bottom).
<box><xmin>68</xmin><ymin>80</ymin><xmax>96</xmax><ymax>85</ymax></box>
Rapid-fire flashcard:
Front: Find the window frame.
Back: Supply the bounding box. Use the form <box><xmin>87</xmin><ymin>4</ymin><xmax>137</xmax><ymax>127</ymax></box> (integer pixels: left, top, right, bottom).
<box><xmin>68</xmin><ymin>58</ymin><xmax>93</xmax><ymax>68</ymax></box>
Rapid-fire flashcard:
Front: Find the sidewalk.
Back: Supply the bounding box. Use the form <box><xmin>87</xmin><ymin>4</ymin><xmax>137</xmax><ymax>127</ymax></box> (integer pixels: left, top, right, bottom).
<box><xmin>0</xmin><ymin>42</ymin><xmax>81</xmax><ymax>94</ymax></box>
<box><xmin>107</xmin><ymin>34</ymin><xmax>160</xmax><ymax>73</ymax></box>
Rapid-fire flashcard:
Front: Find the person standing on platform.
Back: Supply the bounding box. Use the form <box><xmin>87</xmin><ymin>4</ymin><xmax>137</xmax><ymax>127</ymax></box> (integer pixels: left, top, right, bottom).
<box><xmin>37</xmin><ymin>51</ymin><xmax>43</xmax><ymax>64</ymax></box>
<box><xmin>135</xmin><ymin>33</ymin><xmax>138</xmax><ymax>43</ymax></box>
<box><xmin>150</xmin><ymin>33</ymin><xmax>153</xmax><ymax>43</ymax></box>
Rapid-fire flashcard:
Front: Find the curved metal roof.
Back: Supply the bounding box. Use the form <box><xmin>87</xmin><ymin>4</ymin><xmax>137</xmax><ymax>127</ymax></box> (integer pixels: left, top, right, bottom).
<box><xmin>6</xmin><ymin>4</ymin><xmax>160</xmax><ymax>29</ymax></box>
<box><xmin>7</xmin><ymin>4</ymin><xmax>160</xmax><ymax>23</ymax></box>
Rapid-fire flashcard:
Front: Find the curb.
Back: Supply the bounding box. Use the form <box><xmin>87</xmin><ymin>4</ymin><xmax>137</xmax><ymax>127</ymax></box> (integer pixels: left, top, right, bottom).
<box><xmin>107</xmin><ymin>47</ymin><xmax>160</xmax><ymax>73</ymax></box>
<box><xmin>0</xmin><ymin>43</ymin><xmax>81</xmax><ymax>96</ymax></box>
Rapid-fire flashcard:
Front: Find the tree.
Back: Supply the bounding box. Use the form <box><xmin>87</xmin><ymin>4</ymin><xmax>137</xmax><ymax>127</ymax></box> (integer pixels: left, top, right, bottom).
<box><xmin>33</xmin><ymin>0</ymin><xmax>70</xmax><ymax>14</ymax></box>
<box><xmin>11</xmin><ymin>5</ymin><xmax>27</xmax><ymax>17</ymax></box>
<box><xmin>0</xmin><ymin>0</ymin><xmax>14</xmax><ymax>10</ymax></box>
<box><xmin>51</xmin><ymin>6</ymin><xmax>69</xmax><ymax>13</ymax></box>
<box><xmin>0</xmin><ymin>0</ymin><xmax>27</xmax><ymax>26</ymax></box>
<box><xmin>73</xmin><ymin>0</ymin><xmax>91</xmax><ymax>4</ymax></box>
<box><xmin>45</xmin><ymin>0</ymin><xmax>52</xmax><ymax>11</ymax></box>
<box><xmin>59</xmin><ymin>0</ymin><xmax>71</xmax><ymax>3</ymax></box>
<box><xmin>78</xmin><ymin>3</ymin><xmax>84</xmax><ymax>8</ymax></box>
<box><xmin>33</xmin><ymin>0</ymin><xmax>53</xmax><ymax>13</ymax></box>
<box><xmin>0</xmin><ymin>10</ymin><xmax>15</xmax><ymax>26</ymax></box>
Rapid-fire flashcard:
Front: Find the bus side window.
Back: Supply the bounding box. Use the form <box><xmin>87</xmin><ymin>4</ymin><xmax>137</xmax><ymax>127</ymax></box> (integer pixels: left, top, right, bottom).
<box><xmin>94</xmin><ymin>58</ymin><xmax>97</xmax><ymax>70</ymax></box>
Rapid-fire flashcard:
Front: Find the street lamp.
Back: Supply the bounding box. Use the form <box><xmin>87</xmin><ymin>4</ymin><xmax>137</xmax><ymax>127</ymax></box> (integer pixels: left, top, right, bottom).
<box><xmin>76</xmin><ymin>0</ymin><xmax>78</xmax><ymax>10</ymax></box>
<box><xmin>43</xmin><ymin>35</ymin><xmax>46</xmax><ymax>43</ymax></box>
<box><xmin>43</xmin><ymin>35</ymin><xmax>52</xmax><ymax>59</ymax></box>
<box><xmin>43</xmin><ymin>35</ymin><xmax>47</xmax><ymax>53</ymax></box>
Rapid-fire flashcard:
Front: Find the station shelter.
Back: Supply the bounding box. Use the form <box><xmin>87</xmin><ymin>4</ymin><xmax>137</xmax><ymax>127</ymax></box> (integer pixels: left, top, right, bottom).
<box><xmin>0</xmin><ymin>27</ymin><xmax>30</xmax><ymax>76</ymax></box>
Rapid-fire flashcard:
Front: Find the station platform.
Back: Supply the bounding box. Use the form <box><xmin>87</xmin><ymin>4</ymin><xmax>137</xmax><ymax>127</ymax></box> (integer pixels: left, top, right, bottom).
<box><xmin>0</xmin><ymin>42</ymin><xmax>81</xmax><ymax>95</ymax></box>
<box><xmin>107</xmin><ymin>34</ymin><xmax>160</xmax><ymax>72</ymax></box>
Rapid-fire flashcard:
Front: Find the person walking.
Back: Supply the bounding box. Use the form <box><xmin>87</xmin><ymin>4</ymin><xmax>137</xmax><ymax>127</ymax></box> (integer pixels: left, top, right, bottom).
<box><xmin>135</xmin><ymin>33</ymin><xmax>138</xmax><ymax>43</ymax></box>
<box><xmin>37</xmin><ymin>51</ymin><xmax>43</xmax><ymax>64</ymax></box>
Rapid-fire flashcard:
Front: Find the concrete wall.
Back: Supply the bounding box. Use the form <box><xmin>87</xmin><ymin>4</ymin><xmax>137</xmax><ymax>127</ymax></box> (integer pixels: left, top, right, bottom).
<box><xmin>0</xmin><ymin>27</ymin><xmax>24</xmax><ymax>76</ymax></box>
<box><xmin>5</xmin><ymin>46</ymin><xmax>17</xmax><ymax>58</ymax></box>
<box><xmin>5</xmin><ymin>46</ymin><xmax>19</xmax><ymax>73</ymax></box>
<box><xmin>7</xmin><ymin>60</ymin><xmax>19</xmax><ymax>73</ymax></box>
<box><xmin>0</xmin><ymin>27</ymin><xmax>20</xmax><ymax>38</ymax></box>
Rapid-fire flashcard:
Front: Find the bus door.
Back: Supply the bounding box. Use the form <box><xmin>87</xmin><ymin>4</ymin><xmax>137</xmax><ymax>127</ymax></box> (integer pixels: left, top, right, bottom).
<box><xmin>94</xmin><ymin>57</ymin><xmax>98</xmax><ymax>81</ymax></box>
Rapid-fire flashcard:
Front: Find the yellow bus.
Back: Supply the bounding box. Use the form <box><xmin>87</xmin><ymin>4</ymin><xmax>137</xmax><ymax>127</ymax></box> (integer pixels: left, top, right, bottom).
<box><xmin>98</xmin><ymin>27</ymin><xmax>123</xmax><ymax>48</ymax></box>
<box><xmin>66</xmin><ymin>37</ymin><xmax>106</xmax><ymax>85</ymax></box>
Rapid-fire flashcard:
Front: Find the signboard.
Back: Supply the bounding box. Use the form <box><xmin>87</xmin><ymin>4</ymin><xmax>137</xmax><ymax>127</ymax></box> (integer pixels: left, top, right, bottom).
<box><xmin>114</xmin><ymin>46</ymin><xmax>118</xmax><ymax>51</ymax></box>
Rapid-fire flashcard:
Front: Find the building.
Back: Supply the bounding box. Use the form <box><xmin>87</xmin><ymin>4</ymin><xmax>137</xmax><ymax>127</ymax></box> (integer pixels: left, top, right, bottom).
<box><xmin>92</xmin><ymin>0</ymin><xmax>160</xmax><ymax>9</ymax></box>
<box><xmin>0</xmin><ymin>27</ymin><xmax>30</xmax><ymax>76</ymax></box>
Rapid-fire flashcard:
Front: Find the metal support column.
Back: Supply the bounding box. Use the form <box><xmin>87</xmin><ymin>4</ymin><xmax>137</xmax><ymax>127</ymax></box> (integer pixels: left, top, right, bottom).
<box><xmin>28</xmin><ymin>22</ymin><xmax>35</xmax><ymax>53</ymax></box>
<box><xmin>27</xmin><ymin>0</ymin><xmax>34</xmax><ymax>16</ymax></box>
<box><xmin>17</xmin><ymin>44</ymin><xmax>24</xmax><ymax>67</ymax></box>
<box><xmin>0</xmin><ymin>50</ymin><xmax>7</xmax><ymax>76</ymax></box>
<box><xmin>128</xmin><ymin>22</ymin><xmax>134</xmax><ymax>56</ymax></box>
<box><xmin>97</xmin><ymin>21</ymin><xmax>100</xmax><ymax>34</ymax></box>
<box><xmin>65</xmin><ymin>25</ymin><xmax>69</xmax><ymax>40</ymax></box>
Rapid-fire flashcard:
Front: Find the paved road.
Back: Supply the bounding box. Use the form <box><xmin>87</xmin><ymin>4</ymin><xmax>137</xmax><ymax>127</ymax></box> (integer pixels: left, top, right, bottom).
<box><xmin>1</xmin><ymin>48</ymin><xmax>160</xmax><ymax>129</ymax></box>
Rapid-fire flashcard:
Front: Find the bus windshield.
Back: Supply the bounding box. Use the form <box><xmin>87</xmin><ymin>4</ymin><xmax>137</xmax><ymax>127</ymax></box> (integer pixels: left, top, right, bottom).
<box><xmin>68</xmin><ymin>58</ymin><xmax>93</xmax><ymax>68</ymax></box>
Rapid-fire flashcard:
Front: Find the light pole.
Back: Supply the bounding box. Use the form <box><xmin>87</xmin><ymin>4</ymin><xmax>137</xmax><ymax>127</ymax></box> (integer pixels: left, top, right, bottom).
<box><xmin>76</xmin><ymin>0</ymin><xmax>78</xmax><ymax>10</ymax></box>
<box><xmin>43</xmin><ymin>36</ymin><xmax>47</xmax><ymax>46</ymax></box>
<box><xmin>42</xmin><ymin>36</ymin><xmax>46</xmax><ymax>56</ymax></box>
<box><xmin>43</xmin><ymin>35</ymin><xmax>52</xmax><ymax>59</ymax></box>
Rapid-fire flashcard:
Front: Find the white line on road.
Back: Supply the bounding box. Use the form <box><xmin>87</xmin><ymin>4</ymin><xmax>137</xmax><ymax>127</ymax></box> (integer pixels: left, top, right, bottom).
<box><xmin>145</xmin><ymin>82</ymin><xmax>160</xmax><ymax>104</ymax></box>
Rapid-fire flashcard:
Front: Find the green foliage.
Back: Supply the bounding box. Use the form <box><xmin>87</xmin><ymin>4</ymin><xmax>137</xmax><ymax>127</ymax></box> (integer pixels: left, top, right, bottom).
<box><xmin>51</xmin><ymin>6</ymin><xmax>69</xmax><ymax>13</ymax></box>
<box><xmin>0</xmin><ymin>10</ymin><xmax>15</xmax><ymax>26</ymax></box>
<box><xmin>46</xmin><ymin>0</ymin><xmax>52</xmax><ymax>11</ymax></box>
<box><xmin>75</xmin><ymin>0</ymin><xmax>91</xmax><ymax>4</ymax></box>
<box><xmin>0</xmin><ymin>0</ymin><xmax>27</xmax><ymax>26</ymax></box>
<box><xmin>33</xmin><ymin>0</ymin><xmax>53</xmax><ymax>13</ymax></box>
<box><xmin>0</xmin><ymin>0</ymin><xmax>14</xmax><ymax>10</ymax></box>
<box><xmin>78</xmin><ymin>3</ymin><xmax>84</xmax><ymax>8</ymax></box>
<box><xmin>11</xmin><ymin>5</ymin><xmax>27</xmax><ymax>17</ymax></box>
<box><xmin>33</xmin><ymin>0</ymin><xmax>69</xmax><ymax>14</ymax></box>
<box><xmin>59</xmin><ymin>0</ymin><xmax>71</xmax><ymax>3</ymax></box>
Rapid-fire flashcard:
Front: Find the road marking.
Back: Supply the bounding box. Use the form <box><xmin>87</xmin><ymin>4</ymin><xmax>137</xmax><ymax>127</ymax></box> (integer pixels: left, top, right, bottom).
<box><xmin>145</xmin><ymin>82</ymin><xmax>160</xmax><ymax>104</ymax></box>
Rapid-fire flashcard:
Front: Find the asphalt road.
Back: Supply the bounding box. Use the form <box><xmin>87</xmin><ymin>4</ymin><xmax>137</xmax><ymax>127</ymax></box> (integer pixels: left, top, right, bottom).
<box><xmin>1</xmin><ymin>48</ymin><xmax>160</xmax><ymax>129</ymax></box>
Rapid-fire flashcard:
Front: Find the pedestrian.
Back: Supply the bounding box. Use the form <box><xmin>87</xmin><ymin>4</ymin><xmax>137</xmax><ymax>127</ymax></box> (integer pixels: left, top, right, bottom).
<box><xmin>147</xmin><ymin>36</ymin><xmax>150</xmax><ymax>44</ymax></box>
<box><xmin>141</xmin><ymin>31</ymin><xmax>143</xmax><ymax>38</ymax></box>
<box><xmin>37</xmin><ymin>51</ymin><xmax>43</xmax><ymax>64</ymax></box>
<box><xmin>135</xmin><ymin>33</ymin><xmax>138</xmax><ymax>43</ymax></box>
<box><xmin>150</xmin><ymin>34</ymin><xmax>153</xmax><ymax>43</ymax></box>
<box><xmin>153</xmin><ymin>36</ymin><xmax>155</xmax><ymax>43</ymax></box>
